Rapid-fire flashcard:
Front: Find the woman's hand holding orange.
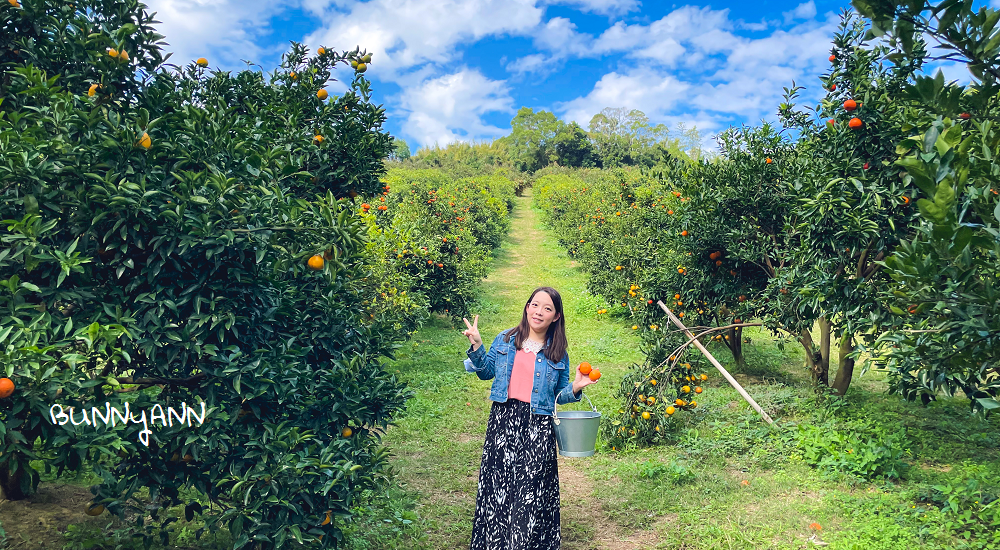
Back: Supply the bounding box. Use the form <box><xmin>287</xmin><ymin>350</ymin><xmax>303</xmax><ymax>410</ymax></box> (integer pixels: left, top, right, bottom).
<box><xmin>572</xmin><ymin>362</ymin><xmax>600</xmax><ymax>394</ymax></box>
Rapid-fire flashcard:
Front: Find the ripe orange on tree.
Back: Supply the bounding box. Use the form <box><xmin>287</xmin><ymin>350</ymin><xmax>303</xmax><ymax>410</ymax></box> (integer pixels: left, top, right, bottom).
<box><xmin>665</xmin><ymin>406</ymin><xmax>675</xmax><ymax>415</ymax></box>
<box><xmin>313</xmin><ymin>135</ymin><xmax>324</xmax><ymax>144</ymax></box>
<box><xmin>765</xmin><ymin>157</ymin><xmax>773</xmax><ymax>164</ymax></box>
<box><xmin>844</xmin><ymin>99</ymin><xmax>857</xmax><ymax>111</ymax></box>
<box><xmin>0</xmin><ymin>378</ymin><xmax>14</xmax><ymax>398</ymax></box>
<box><xmin>694</xmin><ymin>386</ymin><xmax>703</xmax><ymax>394</ymax></box>
<box><xmin>959</xmin><ymin>112</ymin><xmax>971</xmax><ymax>120</ymax></box>
<box><xmin>680</xmin><ymin>230</ymin><xmax>688</xmax><ymax>236</ymax></box>
<box><xmin>307</xmin><ymin>255</ymin><xmax>325</xmax><ymax>270</ymax></box>
<box><xmin>317</xmin><ymin>47</ymin><xmax>326</xmax><ymax>55</ymax></box>
<box><xmin>196</xmin><ymin>57</ymin><xmax>208</xmax><ymax>67</ymax></box>
<box><xmin>317</xmin><ymin>89</ymin><xmax>328</xmax><ymax>100</ymax></box>
<box><xmin>341</xmin><ymin>427</ymin><xmax>353</xmax><ymax>437</ymax></box>
<box><xmin>138</xmin><ymin>132</ymin><xmax>151</xmax><ymax>149</ymax></box>
<box><xmin>829</xmin><ymin>54</ymin><xmax>836</xmax><ymax>61</ymax></box>
<box><xmin>848</xmin><ymin>117</ymin><xmax>863</xmax><ymax>129</ymax></box>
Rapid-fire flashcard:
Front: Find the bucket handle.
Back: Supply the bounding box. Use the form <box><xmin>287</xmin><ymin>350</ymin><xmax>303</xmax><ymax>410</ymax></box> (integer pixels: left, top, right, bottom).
<box><xmin>553</xmin><ymin>391</ymin><xmax>598</xmax><ymax>426</ymax></box>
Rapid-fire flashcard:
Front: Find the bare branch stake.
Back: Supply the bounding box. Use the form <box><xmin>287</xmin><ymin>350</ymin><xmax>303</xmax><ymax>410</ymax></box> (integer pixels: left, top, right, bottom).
<box><xmin>656</xmin><ymin>301</ymin><xmax>774</xmax><ymax>425</ymax></box>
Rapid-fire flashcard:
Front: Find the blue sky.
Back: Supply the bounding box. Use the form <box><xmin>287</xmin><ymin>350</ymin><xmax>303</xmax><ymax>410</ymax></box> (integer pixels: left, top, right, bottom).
<box><xmin>142</xmin><ymin>0</ymin><xmax>970</xmax><ymax>152</ymax></box>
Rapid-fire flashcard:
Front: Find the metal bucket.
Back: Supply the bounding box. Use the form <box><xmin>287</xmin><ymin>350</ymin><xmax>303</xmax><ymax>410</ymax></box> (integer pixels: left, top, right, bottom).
<box><xmin>552</xmin><ymin>393</ymin><xmax>601</xmax><ymax>457</ymax></box>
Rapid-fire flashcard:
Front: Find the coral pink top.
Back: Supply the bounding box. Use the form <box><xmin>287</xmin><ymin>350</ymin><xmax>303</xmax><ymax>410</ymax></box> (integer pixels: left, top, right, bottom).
<box><xmin>507</xmin><ymin>349</ymin><xmax>536</xmax><ymax>403</ymax></box>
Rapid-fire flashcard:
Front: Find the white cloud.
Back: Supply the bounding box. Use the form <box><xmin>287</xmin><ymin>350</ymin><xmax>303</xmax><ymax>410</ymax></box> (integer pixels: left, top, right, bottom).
<box><xmin>397</xmin><ymin>69</ymin><xmax>515</xmax><ymax>147</ymax></box>
<box><xmin>783</xmin><ymin>1</ymin><xmax>817</xmax><ymax>24</ymax></box>
<box><xmin>546</xmin><ymin>6</ymin><xmax>840</xmax><ymax>145</ymax></box>
<box><xmin>302</xmin><ymin>0</ymin><xmax>544</xmax><ymax>80</ymax></box>
<box><xmin>556</xmin><ymin>69</ymin><xmax>693</xmax><ymax>128</ymax></box>
<box><xmin>542</xmin><ymin>0</ymin><xmax>640</xmax><ymax>16</ymax></box>
<box><xmin>145</xmin><ymin>0</ymin><xmax>289</xmax><ymax>69</ymax></box>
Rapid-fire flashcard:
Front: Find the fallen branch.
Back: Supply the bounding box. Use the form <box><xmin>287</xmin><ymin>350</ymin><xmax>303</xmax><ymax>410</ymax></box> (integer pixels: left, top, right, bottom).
<box><xmin>657</xmin><ymin>301</ymin><xmax>774</xmax><ymax>425</ymax></box>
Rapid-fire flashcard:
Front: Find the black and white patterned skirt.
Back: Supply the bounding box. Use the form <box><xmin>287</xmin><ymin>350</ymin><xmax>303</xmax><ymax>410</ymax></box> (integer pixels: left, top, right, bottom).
<box><xmin>469</xmin><ymin>399</ymin><xmax>561</xmax><ymax>550</ymax></box>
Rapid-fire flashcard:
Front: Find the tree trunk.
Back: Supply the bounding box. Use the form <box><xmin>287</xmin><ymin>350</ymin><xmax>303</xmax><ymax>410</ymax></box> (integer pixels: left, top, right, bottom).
<box><xmin>799</xmin><ymin>321</ymin><xmax>830</xmax><ymax>386</ymax></box>
<box><xmin>831</xmin><ymin>333</ymin><xmax>856</xmax><ymax>396</ymax></box>
<box><xmin>0</xmin><ymin>461</ymin><xmax>29</xmax><ymax>501</ymax></box>
<box><xmin>726</xmin><ymin>326</ymin><xmax>745</xmax><ymax>368</ymax></box>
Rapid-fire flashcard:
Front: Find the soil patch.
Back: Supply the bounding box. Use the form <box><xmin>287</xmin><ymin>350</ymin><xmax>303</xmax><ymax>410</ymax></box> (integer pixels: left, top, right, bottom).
<box><xmin>0</xmin><ymin>483</ymin><xmax>105</xmax><ymax>550</ymax></box>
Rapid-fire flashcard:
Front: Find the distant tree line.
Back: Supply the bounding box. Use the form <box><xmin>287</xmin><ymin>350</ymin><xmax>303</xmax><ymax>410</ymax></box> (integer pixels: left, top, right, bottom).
<box><xmin>388</xmin><ymin>107</ymin><xmax>702</xmax><ymax>174</ymax></box>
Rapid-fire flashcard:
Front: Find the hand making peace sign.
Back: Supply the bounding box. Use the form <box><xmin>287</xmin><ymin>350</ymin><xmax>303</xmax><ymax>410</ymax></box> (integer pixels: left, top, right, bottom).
<box><xmin>462</xmin><ymin>315</ymin><xmax>483</xmax><ymax>349</ymax></box>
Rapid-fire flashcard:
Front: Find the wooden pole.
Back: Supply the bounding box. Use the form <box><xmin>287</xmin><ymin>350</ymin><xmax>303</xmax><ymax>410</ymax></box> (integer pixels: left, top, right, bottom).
<box><xmin>656</xmin><ymin>301</ymin><xmax>774</xmax><ymax>425</ymax></box>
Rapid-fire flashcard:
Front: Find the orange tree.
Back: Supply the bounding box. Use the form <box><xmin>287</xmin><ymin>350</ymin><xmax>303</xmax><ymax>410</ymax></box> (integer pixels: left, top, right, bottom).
<box><xmin>372</xmin><ymin>168</ymin><xmax>514</xmax><ymax>318</ymax></box>
<box><xmin>854</xmin><ymin>0</ymin><xmax>1000</xmax><ymax>412</ymax></box>
<box><xmin>0</xmin><ymin>0</ymin><xmax>442</xmax><ymax>547</ymax></box>
<box><xmin>762</xmin><ymin>12</ymin><xmax>925</xmax><ymax>395</ymax></box>
<box><xmin>532</xmin><ymin>169</ymin><xmax>721</xmax><ymax>446</ymax></box>
<box><xmin>645</xmin><ymin>124</ymin><xmax>800</xmax><ymax>369</ymax></box>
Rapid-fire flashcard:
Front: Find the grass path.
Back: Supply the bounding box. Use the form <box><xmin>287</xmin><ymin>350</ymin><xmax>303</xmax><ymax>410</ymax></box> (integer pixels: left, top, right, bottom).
<box><xmin>379</xmin><ymin>188</ymin><xmax>651</xmax><ymax>549</ymax></box>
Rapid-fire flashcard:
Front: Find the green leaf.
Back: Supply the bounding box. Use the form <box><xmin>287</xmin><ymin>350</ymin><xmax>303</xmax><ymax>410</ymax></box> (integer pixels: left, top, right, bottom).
<box><xmin>917</xmin><ymin>198</ymin><xmax>946</xmax><ymax>222</ymax></box>
<box><xmin>976</xmin><ymin>398</ymin><xmax>1000</xmax><ymax>410</ymax></box>
<box><xmin>933</xmin><ymin>181</ymin><xmax>955</xmax><ymax>209</ymax></box>
<box><xmin>951</xmin><ymin>226</ymin><xmax>974</xmax><ymax>254</ymax></box>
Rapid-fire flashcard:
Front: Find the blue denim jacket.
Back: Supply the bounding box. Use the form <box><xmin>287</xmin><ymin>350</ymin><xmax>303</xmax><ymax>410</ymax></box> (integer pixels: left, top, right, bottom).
<box><xmin>464</xmin><ymin>329</ymin><xmax>583</xmax><ymax>416</ymax></box>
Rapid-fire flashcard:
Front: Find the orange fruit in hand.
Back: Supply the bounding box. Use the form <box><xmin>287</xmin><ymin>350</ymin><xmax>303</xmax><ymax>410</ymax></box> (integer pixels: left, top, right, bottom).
<box><xmin>0</xmin><ymin>378</ymin><xmax>14</xmax><ymax>399</ymax></box>
<box><xmin>307</xmin><ymin>255</ymin><xmax>325</xmax><ymax>270</ymax></box>
<box><xmin>579</xmin><ymin>362</ymin><xmax>592</xmax><ymax>375</ymax></box>
<box><xmin>588</xmin><ymin>369</ymin><xmax>601</xmax><ymax>381</ymax></box>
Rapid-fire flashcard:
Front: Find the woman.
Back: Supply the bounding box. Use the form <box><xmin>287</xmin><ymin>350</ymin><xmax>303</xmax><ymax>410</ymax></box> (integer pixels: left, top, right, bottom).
<box><xmin>461</xmin><ymin>286</ymin><xmax>599</xmax><ymax>550</ymax></box>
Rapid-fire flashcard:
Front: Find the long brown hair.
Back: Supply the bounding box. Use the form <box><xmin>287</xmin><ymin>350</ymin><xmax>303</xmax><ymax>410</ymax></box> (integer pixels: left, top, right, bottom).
<box><xmin>503</xmin><ymin>287</ymin><xmax>568</xmax><ymax>363</ymax></box>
